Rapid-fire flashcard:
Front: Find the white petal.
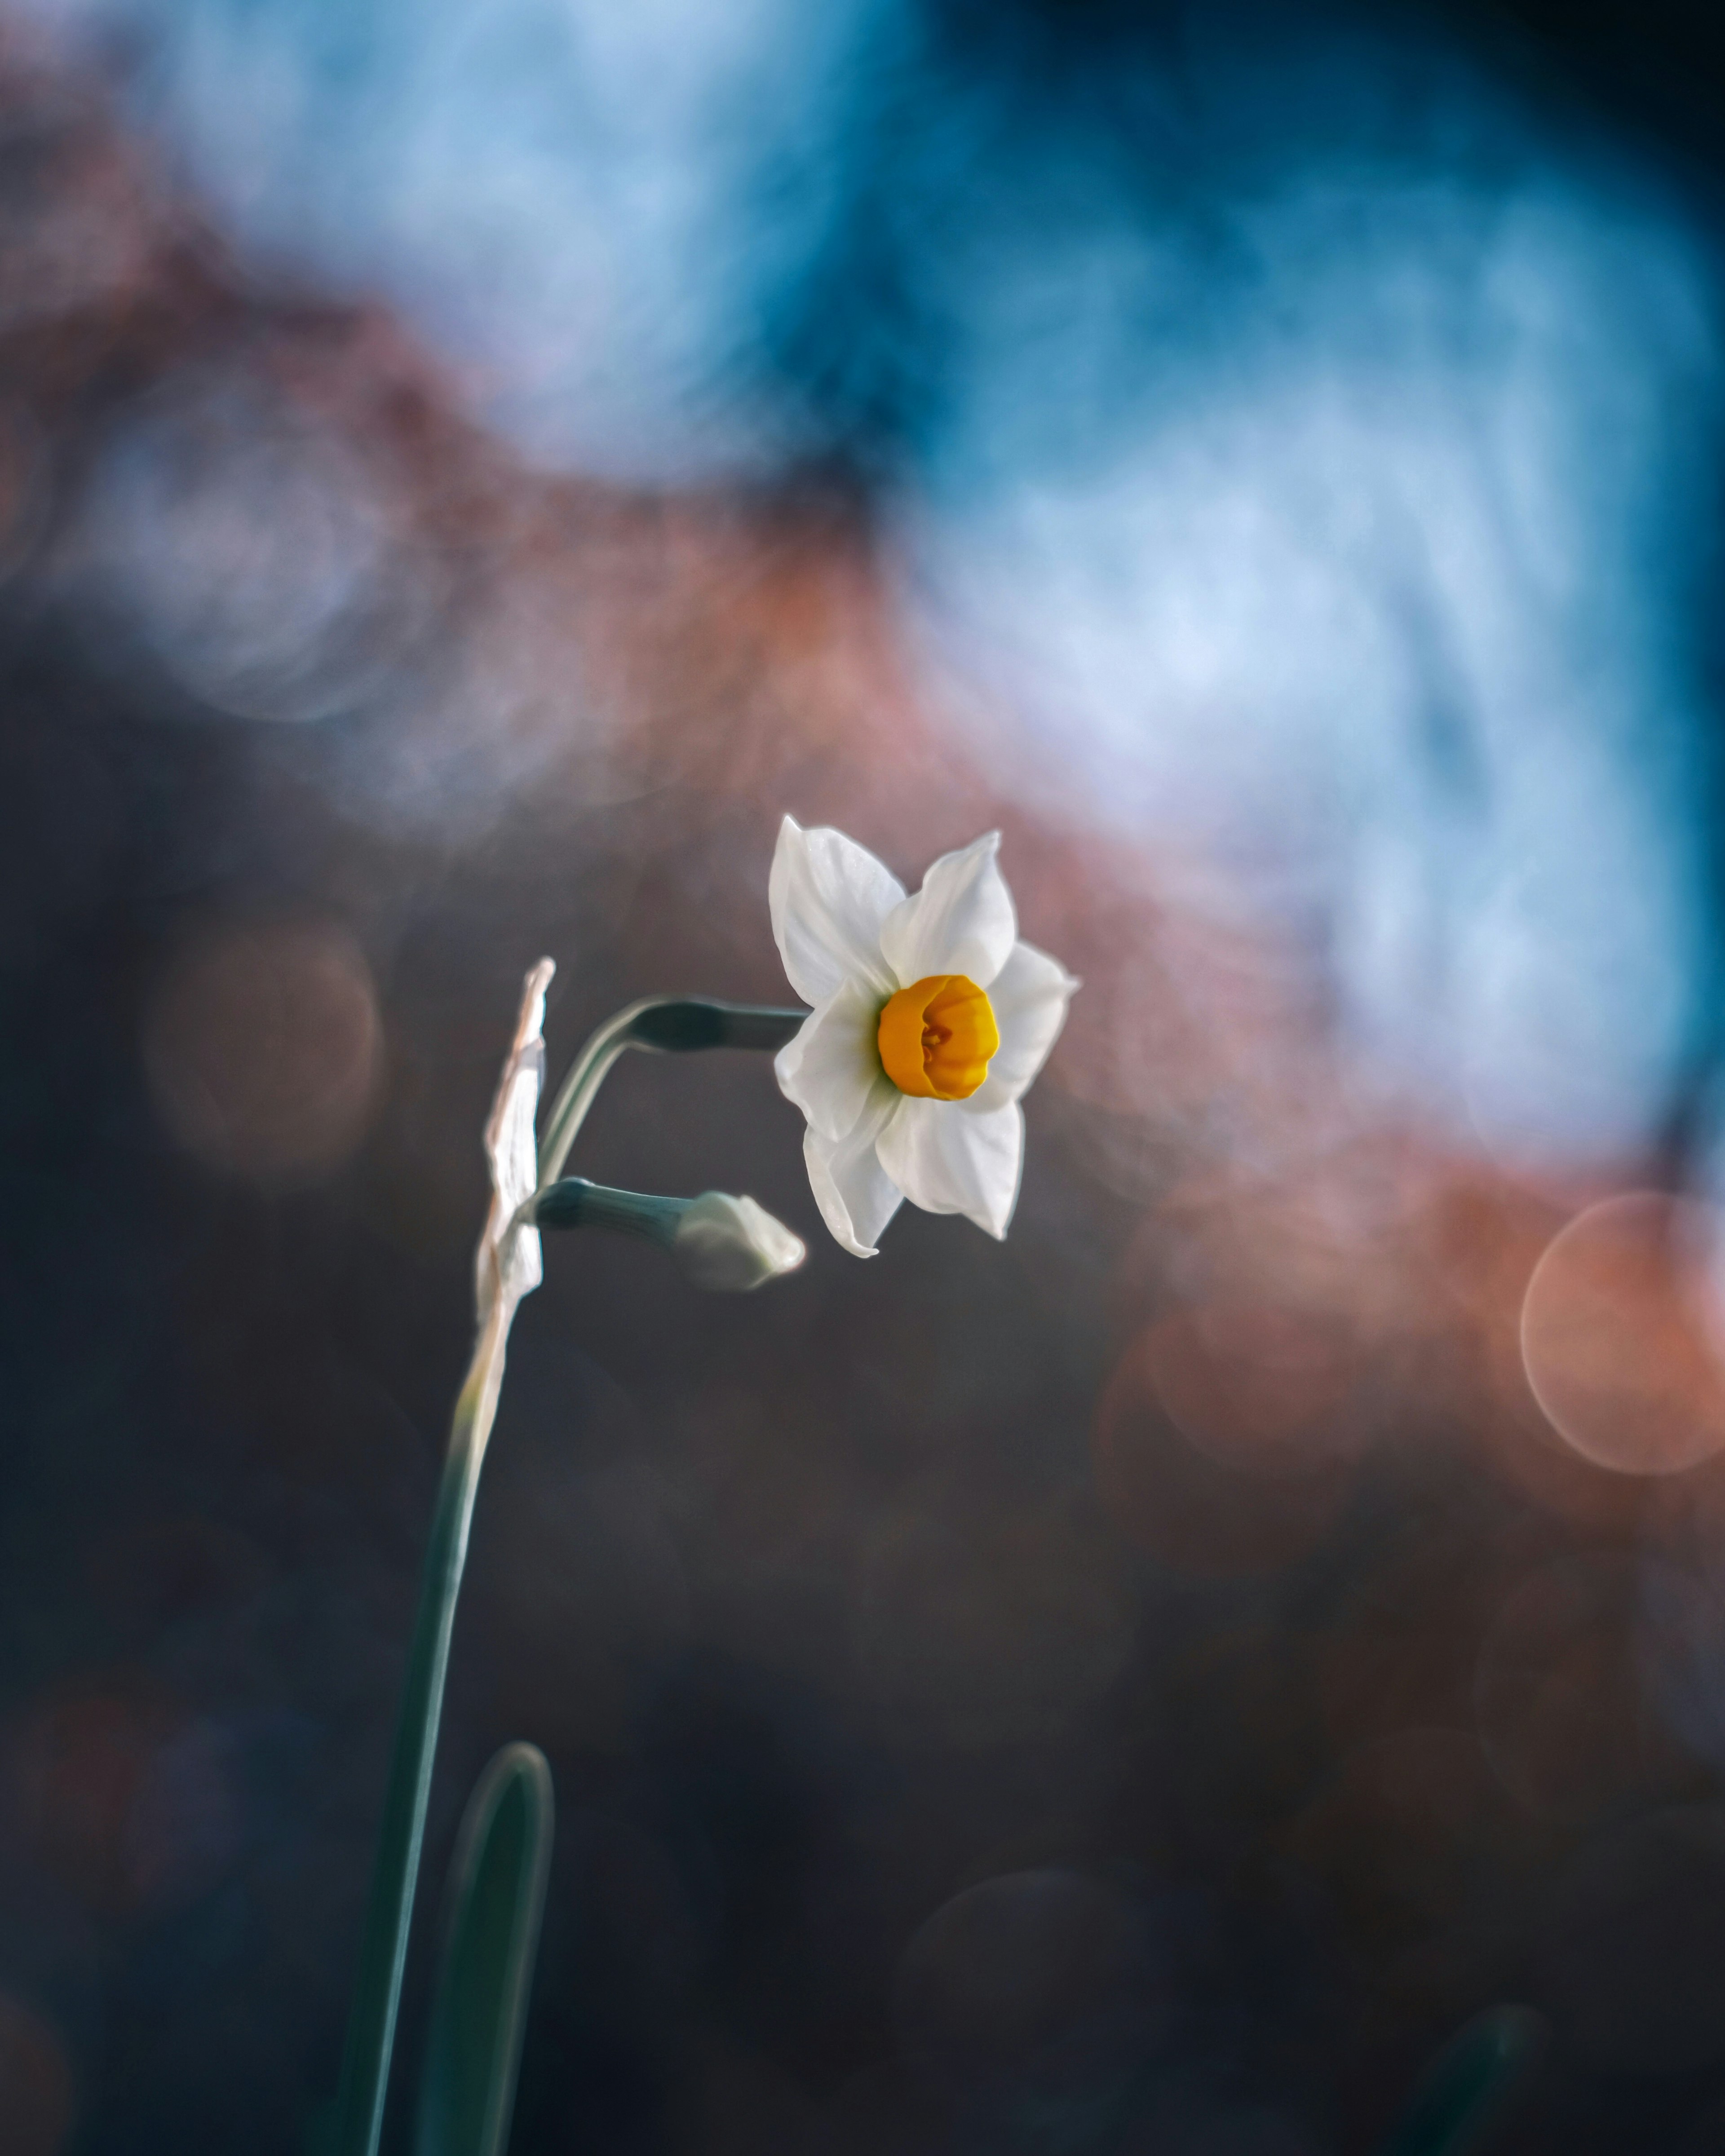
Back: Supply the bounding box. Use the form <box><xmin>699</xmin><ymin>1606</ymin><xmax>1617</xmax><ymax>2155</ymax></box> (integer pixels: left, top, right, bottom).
<box><xmin>804</xmin><ymin>1081</ymin><xmax>905</xmax><ymax>1257</ymax></box>
<box><xmin>961</xmin><ymin>939</ymin><xmax>1079</xmax><ymax>1113</ymax></box>
<box><xmin>774</xmin><ymin>976</ymin><xmax>885</xmax><ymax>1141</ymax></box>
<box><xmin>875</xmin><ymin>1096</ymin><xmax>1024</xmax><ymax>1240</ymax></box>
<box><xmin>878</xmin><ymin>831</ymin><xmax>1017</xmax><ymax>991</ymax></box>
<box><xmin>769</xmin><ymin>815</ymin><xmax>903</xmax><ymax>1006</ymax></box>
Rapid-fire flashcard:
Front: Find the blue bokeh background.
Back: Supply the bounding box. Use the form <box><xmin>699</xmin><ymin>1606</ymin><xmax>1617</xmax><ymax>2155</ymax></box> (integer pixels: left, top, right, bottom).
<box><xmin>36</xmin><ymin>0</ymin><xmax>1725</xmax><ymax>1170</ymax></box>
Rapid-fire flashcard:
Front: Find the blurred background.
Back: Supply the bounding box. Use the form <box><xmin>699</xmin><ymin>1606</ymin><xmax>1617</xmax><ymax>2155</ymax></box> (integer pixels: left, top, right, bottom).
<box><xmin>6</xmin><ymin>0</ymin><xmax>1725</xmax><ymax>2149</ymax></box>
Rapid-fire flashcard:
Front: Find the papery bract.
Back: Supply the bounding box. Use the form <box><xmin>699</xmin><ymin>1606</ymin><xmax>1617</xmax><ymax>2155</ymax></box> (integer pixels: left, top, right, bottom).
<box><xmin>477</xmin><ymin>957</ymin><xmax>554</xmax><ymax>1326</ymax></box>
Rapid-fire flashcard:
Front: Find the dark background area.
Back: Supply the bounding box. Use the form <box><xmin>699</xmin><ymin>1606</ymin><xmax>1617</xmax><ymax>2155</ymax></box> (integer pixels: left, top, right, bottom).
<box><xmin>8</xmin><ymin>4</ymin><xmax>1725</xmax><ymax>2153</ymax></box>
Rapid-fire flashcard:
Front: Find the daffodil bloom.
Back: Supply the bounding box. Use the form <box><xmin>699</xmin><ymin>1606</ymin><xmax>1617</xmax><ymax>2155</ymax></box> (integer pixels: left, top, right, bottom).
<box><xmin>771</xmin><ymin>817</ymin><xmax>1078</xmax><ymax>1256</ymax></box>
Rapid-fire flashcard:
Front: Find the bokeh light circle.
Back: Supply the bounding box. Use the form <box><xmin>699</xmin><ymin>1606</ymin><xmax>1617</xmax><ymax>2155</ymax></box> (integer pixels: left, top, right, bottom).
<box><xmin>144</xmin><ymin>919</ymin><xmax>383</xmax><ymax>1184</ymax></box>
<box><xmin>1519</xmin><ymin>1193</ymin><xmax>1725</xmax><ymax>1475</ymax></box>
<box><xmin>91</xmin><ymin>373</ymin><xmax>413</xmax><ymax>726</ymax></box>
<box><xmin>1145</xmin><ymin>1300</ymin><xmax>1357</xmax><ymax>1475</ymax></box>
<box><xmin>1093</xmin><ymin>1327</ymin><xmax>1351</xmax><ymax>1577</ymax></box>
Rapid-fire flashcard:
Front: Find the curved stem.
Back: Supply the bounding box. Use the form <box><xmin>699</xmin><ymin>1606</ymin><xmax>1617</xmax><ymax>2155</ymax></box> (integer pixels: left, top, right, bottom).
<box><xmin>535</xmin><ymin>1001</ymin><xmax>654</xmax><ymax>1191</ymax></box>
<box><xmin>535</xmin><ymin>997</ymin><xmax>804</xmax><ymax>1189</ymax></box>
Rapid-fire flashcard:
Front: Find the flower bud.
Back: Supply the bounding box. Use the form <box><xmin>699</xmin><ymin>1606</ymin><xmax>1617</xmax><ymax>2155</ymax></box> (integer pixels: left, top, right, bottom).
<box><xmin>672</xmin><ymin>1192</ymin><xmax>806</xmax><ymax>1292</ymax></box>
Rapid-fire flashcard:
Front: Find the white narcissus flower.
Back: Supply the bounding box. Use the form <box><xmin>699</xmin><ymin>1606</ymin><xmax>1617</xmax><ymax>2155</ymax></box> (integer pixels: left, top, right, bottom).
<box><xmin>770</xmin><ymin>818</ymin><xmax>1079</xmax><ymax>1257</ymax></box>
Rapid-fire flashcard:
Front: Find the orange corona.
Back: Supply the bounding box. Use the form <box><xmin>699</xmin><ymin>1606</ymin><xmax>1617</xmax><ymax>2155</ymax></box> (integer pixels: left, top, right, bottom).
<box><xmin>876</xmin><ymin>974</ymin><xmax>999</xmax><ymax>1100</ymax></box>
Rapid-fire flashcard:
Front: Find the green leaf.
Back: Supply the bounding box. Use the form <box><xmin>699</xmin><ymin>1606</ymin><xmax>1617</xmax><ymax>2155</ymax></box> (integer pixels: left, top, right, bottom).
<box><xmin>416</xmin><ymin>1743</ymin><xmax>555</xmax><ymax>2156</ymax></box>
<box><xmin>1378</xmin><ymin>2006</ymin><xmax>1548</xmax><ymax>2156</ymax></box>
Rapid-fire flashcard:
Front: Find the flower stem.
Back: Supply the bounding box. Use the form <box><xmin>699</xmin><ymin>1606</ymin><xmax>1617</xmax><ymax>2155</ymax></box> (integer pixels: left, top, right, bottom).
<box><xmin>536</xmin><ymin>998</ymin><xmax>804</xmax><ymax>1187</ymax></box>
<box><xmin>331</xmin><ymin>990</ymin><xmax>803</xmax><ymax>2156</ymax></box>
<box><xmin>333</xmin><ymin>1294</ymin><xmax>512</xmax><ymax>2156</ymax></box>
<box><xmin>531</xmin><ymin>1176</ymin><xmax>686</xmax><ymax>1244</ymax></box>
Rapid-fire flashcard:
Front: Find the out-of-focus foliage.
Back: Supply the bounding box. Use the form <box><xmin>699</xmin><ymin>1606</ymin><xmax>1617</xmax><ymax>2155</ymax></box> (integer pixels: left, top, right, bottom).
<box><xmin>417</xmin><ymin>1745</ymin><xmax>554</xmax><ymax>2156</ymax></box>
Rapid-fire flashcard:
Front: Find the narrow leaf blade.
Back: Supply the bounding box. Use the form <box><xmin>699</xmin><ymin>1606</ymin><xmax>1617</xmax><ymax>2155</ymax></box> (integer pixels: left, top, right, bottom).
<box><xmin>416</xmin><ymin>1743</ymin><xmax>555</xmax><ymax>2156</ymax></box>
<box><xmin>1378</xmin><ymin>2005</ymin><xmax>1548</xmax><ymax>2156</ymax></box>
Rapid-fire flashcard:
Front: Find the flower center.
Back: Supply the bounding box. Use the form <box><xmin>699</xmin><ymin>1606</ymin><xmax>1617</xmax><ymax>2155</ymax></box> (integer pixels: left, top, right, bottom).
<box><xmin>876</xmin><ymin>974</ymin><xmax>999</xmax><ymax>1100</ymax></box>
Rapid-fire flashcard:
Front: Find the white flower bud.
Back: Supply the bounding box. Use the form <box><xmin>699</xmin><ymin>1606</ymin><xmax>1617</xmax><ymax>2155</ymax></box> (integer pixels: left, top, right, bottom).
<box><xmin>672</xmin><ymin>1192</ymin><xmax>806</xmax><ymax>1292</ymax></box>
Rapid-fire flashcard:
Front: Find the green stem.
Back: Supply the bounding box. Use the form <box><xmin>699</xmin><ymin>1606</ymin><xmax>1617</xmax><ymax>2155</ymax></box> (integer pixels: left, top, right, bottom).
<box><xmin>531</xmin><ymin>1177</ymin><xmax>686</xmax><ymax>1244</ymax></box>
<box><xmin>534</xmin><ymin>1003</ymin><xmax>647</xmax><ymax>1192</ymax></box>
<box><xmin>334</xmin><ymin>1294</ymin><xmax>513</xmax><ymax>2156</ymax></box>
<box><xmin>536</xmin><ymin>997</ymin><xmax>804</xmax><ymax>1188</ymax></box>
<box><xmin>331</xmin><ymin>992</ymin><xmax>803</xmax><ymax>2156</ymax></box>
